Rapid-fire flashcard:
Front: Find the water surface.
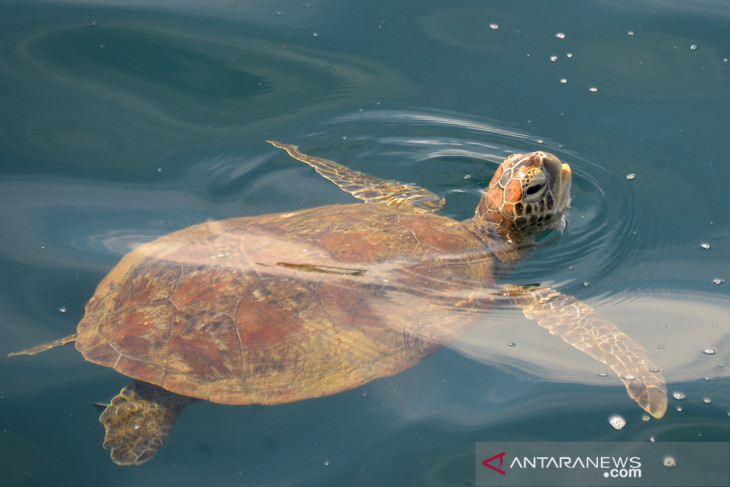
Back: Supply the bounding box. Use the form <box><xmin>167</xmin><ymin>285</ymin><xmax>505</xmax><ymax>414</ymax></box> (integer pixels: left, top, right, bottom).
<box><xmin>1</xmin><ymin>1</ymin><xmax>729</xmax><ymax>486</ymax></box>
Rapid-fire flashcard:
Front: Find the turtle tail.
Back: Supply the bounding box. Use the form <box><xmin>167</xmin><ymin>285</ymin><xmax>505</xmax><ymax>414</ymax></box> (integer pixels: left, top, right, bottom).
<box><xmin>99</xmin><ymin>380</ymin><xmax>194</xmax><ymax>466</ymax></box>
<box><xmin>7</xmin><ymin>333</ymin><xmax>77</xmax><ymax>357</ymax></box>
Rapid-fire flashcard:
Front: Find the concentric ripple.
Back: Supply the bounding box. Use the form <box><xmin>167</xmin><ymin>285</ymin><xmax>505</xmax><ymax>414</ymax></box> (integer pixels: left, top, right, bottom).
<box><xmin>286</xmin><ymin>108</ymin><xmax>641</xmax><ymax>296</ymax></box>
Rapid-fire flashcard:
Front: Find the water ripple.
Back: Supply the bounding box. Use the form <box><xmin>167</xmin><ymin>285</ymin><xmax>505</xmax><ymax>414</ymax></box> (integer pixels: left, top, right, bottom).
<box><xmin>289</xmin><ymin>108</ymin><xmax>640</xmax><ymax>295</ymax></box>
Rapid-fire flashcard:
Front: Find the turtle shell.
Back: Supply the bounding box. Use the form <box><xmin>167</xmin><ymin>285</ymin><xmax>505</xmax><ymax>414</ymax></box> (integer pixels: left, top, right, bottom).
<box><xmin>75</xmin><ymin>203</ymin><xmax>496</xmax><ymax>405</ymax></box>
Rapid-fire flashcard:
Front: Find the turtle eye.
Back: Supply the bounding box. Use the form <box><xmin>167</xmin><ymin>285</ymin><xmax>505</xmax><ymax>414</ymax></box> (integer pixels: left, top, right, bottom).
<box><xmin>525</xmin><ymin>182</ymin><xmax>545</xmax><ymax>196</ymax></box>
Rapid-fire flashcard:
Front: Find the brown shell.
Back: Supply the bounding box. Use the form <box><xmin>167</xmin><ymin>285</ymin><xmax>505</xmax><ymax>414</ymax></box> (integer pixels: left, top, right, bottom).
<box><xmin>75</xmin><ymin>204</ymin><xmax>496</xmax><ymax>405</ymax></box>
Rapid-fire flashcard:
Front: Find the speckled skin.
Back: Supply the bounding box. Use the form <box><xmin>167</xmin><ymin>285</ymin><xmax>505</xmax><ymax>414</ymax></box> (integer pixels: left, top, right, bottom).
<box><xmin>98</xmin><ymin>381</ymin><xmax>193</xmax><ymax>465</ymax></box>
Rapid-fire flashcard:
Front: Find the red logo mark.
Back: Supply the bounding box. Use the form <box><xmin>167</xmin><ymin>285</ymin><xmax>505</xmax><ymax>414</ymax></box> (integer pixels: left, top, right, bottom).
<box><xmin>482</xmin><ymin>451</ymin><xmax>506</xmax><ymax>475</ymax></box>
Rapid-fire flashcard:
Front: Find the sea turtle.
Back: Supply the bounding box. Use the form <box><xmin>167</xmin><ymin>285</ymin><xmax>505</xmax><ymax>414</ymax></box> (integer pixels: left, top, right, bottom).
<box><xmin>9</xmin><ymin>141</ymin><xmax>667</xmax><ymax>465</ymax></box>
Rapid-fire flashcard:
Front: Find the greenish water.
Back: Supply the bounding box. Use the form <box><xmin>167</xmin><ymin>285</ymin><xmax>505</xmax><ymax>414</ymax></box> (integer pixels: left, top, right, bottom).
<box><xmin>1</xmin><ymin>1</ymin><xmax>729</xmax><ymax>486</ymax></box>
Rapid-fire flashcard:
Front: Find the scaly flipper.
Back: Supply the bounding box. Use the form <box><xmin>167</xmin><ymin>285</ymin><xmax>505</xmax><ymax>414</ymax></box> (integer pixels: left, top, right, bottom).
<box><xmin>99</xmin><ymin>381</ymin><xmax>194</xmax><ymax>466</ymax></box>
<box><xmin>267</xmin><ymin>141</ymin><xmax>445</xmax><ymax>213</ymax></box>
<box><xmin>506</xmin><ymin>286</ymin><xmax>667</xmax><ymax>419</ymax></box>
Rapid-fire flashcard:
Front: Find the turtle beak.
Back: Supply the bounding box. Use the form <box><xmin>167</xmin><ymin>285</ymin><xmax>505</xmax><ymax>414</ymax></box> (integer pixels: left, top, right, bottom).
<box><xmin>561</xmin><ymin>163</ymin><xmax>572</xmax><ymax>186</ymax></box>
<box><xmin>559</xmin><ymin>162</ymin><xmax>572</xmax><ymax>209</ymax></box>
<box><xmin>541</xmin><ymin>153</ymin><xmax>571</xmax><ymax>213</ymax></box>
<box><xmin>539</xmin><ymin>153</ymin><xmax>572</xmax><ymax>202</ymax></box>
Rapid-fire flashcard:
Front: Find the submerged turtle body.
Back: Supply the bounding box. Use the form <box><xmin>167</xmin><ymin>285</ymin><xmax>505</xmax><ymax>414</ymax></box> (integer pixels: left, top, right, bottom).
<box><xmin>76</xmin><ymin>203</ymin><xmax>496</xmax><ymax>406</ymax></box>
<box><xmin>10</xmin><ymin>141</ymin><xmax>667</xmax><ymax>466</ymax></box>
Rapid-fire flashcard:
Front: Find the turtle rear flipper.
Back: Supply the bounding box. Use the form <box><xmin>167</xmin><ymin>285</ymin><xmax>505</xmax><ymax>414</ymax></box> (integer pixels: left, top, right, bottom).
<box><xmin>99</xmin><ymin>381</ymin><xmax>193</xmax><ymax>466</ymax></box>
<box><xmin>268</xmin><ymin>141</ymin><xmax>446</xmax><ymax>213</ymax></box>
<box><xmin>510</xmin><ymin>286</ymin><xmax>667</xmax><ymax>419</ymax></box>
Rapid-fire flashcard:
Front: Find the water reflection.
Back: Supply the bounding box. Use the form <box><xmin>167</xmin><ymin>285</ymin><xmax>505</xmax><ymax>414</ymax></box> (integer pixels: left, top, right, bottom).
<box><xmin>453</xmin><ymin>293</ymin><xmax>730</xmax><ymax>387</ymax></box>
<box><xmin>0</xmin><ymin>177</ymin><xmax>217</xmax><ymax>272</ymax></box>
<box><xmin>0</xmin><ymin>7</ymin><xmax>409</xmax><ymax>170</ymax></box>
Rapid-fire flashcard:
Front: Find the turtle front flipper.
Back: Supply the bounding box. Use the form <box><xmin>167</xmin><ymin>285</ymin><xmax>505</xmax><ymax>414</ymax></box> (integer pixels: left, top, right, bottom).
<box><xmin>99</xmin><ymin>381</ymin><xmax>194</xmax><ymax>465</ymax></box>
<box><xmin>508</xmin><ymin>286</ymin><xmax>667</xmax><ymax>419</ymax></box>
<box><xmin>267</xmin><ymin>141</ymin><xmax>445</xmax><ymax>213</ymax></box>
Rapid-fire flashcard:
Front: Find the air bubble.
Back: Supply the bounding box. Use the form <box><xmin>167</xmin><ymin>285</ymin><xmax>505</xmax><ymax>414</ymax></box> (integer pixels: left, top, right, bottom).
<box><xmin>550</xmin><ymin>55</ymin><xmax>558</xmax><ymax>62</ymax></box>
<box><xmin>627</xmin><ymin>30</ymin><xmax>635</xmax><ymax>36</ymax></box>
<box><xmin>641</xmin><ymin>414</ymin><xmax>650</xmax><ymax>422</ymax></box>
<box><xmin>713</xmin><ymin>278</ymin><xmax>725</xmax><ymax>285</ymax></box>
<box><xmin>588</xmin><ymin>87</ymin><xmax>598</xmax><ymax>93</ymax></box>
<box><xmin>703</xmin><ymin>348</ymin><xmax>717</xmax><ymax>355</ymax></box>
<box><xmin>672</xmin><ymin>391</ymin><xmax>686</xmax><ymax>400</ymax></box>
<box><xmin>58</xmin><ymin>307</ymin><xmax>68</xmax><ymax>313</ymax></box>
<box><xmin>323</xmin><ymin>459</ymin><xmax>331</xmax><ymax>466</ymax></box>
<box><xmin>700</xmin><ymin>242</ymin><xmax>711</xmax><ymax>249</ymax></box>
<box><xmin>312</xmin><ymin>32</ymin><xmax>319</xmax><ymax>38</ymax></box>
<box><xmin>555</xmin><ymin>32</ymin><xmax>566</xmax><ymax>39</ymax></box>
<box><xmin>663</xmin><ymin>456</ymin><xmax>676</xmax><ymax>467</ymax></box>
<box><xmin>508</xmin><ymin>342</ymin><xmax>516</xmax><ymax>347</ymax></box>
<box><xmin>489</xmin><ymin>24</ymin><xmax>499</xmax><ymax>30</ymax></box>
<box><xmin>689</xmin><ymin>44</ymin><xmax>698</xmax><ymax>51</ymax></box>
<box><xmin>626</xmin><ymin>173</ymin><xmax>636</xmax><ymax>180</ymax></box>
<box><xmin>609</xmin><ymin>415</ymin><xmax>626</xmax><ymax>430</ymax></box>
<box><xmin>703</xmin><ymin>397</ymin><xmax>712</xmax><ymax>404</ymax></box>
<box><xmin>560</xmin><ymin>78</ymin><xmax>568</xmax><ymax>84</ymax></box>
<box><xmin>598</xmin><ymin>372</ymin><xmax>608</xmax><ymax>377</ymax></box>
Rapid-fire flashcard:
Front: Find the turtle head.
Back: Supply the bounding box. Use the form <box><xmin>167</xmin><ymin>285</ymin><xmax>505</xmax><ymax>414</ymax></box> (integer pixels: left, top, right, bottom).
<box><xmin>474</xmin><ymin>151</ymin><xmax>572</xmax><ymax>242</ymax></box>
